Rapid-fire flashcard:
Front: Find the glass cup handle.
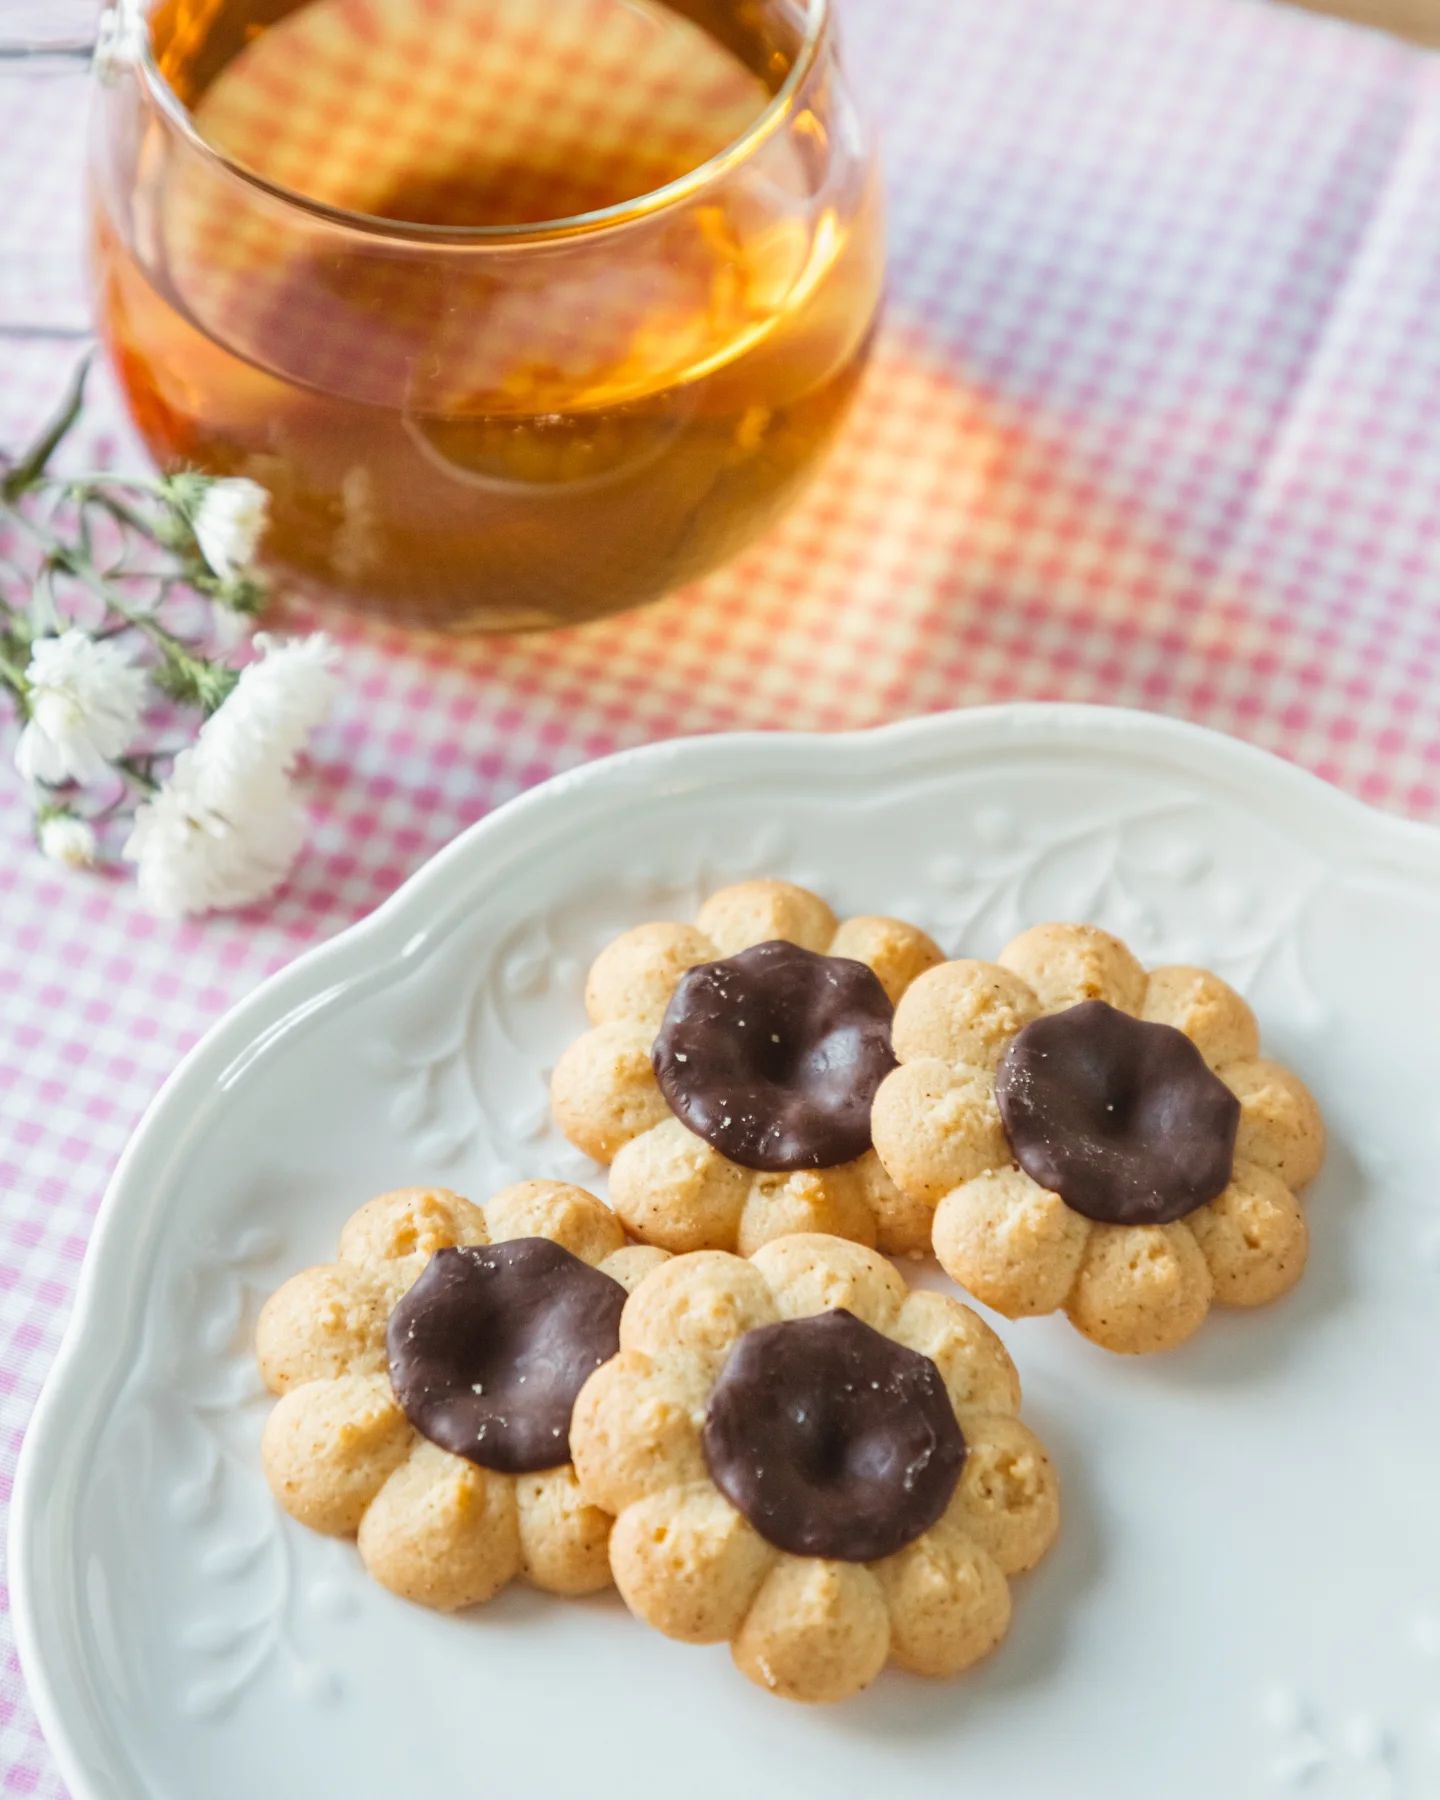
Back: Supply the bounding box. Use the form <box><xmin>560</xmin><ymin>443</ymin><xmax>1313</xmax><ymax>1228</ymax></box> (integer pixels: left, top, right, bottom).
<box><xmin>0</xmin><ymin>2</ymin><xmax>145</xmax><ymax>74</ymax></box>
<box><xmin>93</xmin><ymin>4</ymin><xmax>148</xmax><ymax>82</ymax></box>
<box><xmin>0</xmin><ymin>3</ymin><xmax>97</xmax><ymax>60</ymax></box>
<box><xmin>0</xmin><ymin>4</ymin><xmax>137</xmax><ymax>345</ymax></box>
<box><xmin>0</xmin><ymin>36</ymin><xmax>93</xmax><ymax>61</ymax></box>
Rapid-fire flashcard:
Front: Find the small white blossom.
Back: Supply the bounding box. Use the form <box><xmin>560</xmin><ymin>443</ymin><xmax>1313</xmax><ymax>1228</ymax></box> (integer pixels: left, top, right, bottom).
<box><xmin>201</xmin><ymin>633</ymin><xmax>339</xmax><ymax>787</ymax></box>
<box><xmin>15</xmin><ymin>630</ymin><xmax>147</xmax><ymax>786</ymax></box>
<box><xmin>124</xmin><ymin>752</ymin><xmax>306</xmax><ymax>918</ymax></box>
<box><xmin>38</xmin><ymin>812</ymin><xmax>98</xmax><ymax>869</ymax></box>
<box><xmin>0</xmin><ymin>379</ymin><xmax>334</xmax><ymax>913</ymax></box>
<box><xmin>191</xmin><ymin>479</ymin><xmax>270</xmax><ymax>584</ymax></box>
<box><xmin>122</xmin><ymin>632</ymin><xmax>337</xmax><ymax>917</ymax></box>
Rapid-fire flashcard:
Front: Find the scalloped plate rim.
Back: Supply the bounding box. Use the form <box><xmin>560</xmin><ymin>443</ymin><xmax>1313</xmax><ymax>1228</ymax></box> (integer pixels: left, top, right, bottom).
<box><xmin>11</xmin><ymin>700</ymin><xmax>1440</xmax><ymax>1798</ymax></box>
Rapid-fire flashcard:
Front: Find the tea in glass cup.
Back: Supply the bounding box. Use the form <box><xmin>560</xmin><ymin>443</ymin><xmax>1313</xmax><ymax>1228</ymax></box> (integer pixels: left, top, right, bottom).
<box><xmin>90</xmin><ymin>0</ymin><xmax>883</xmax><ymax>629</ymax></box>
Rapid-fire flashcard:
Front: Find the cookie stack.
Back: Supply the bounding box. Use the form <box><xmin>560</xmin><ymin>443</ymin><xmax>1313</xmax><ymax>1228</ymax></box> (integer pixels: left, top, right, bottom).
<box><xmin>255</xmin><ymin>880</ymin><xmax>1323</xmax><ymax>1703</ymax></box>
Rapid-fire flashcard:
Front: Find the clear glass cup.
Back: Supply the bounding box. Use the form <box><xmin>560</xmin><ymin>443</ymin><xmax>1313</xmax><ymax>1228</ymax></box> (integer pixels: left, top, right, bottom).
<box><xmin>87</xmin><ymin>0</ymin><xmax>883</xmax><ymax>631</ymax></box>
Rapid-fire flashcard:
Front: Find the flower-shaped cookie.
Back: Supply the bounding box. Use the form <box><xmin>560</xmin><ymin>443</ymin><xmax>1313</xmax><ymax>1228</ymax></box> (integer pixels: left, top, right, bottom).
<box><xmin>551</xmin><ymin>880</ymin><xmax>944</xmax><ymax>1257</ymax></box>
<box><xmin>256</xmin><ymin>1182</ymin><xmax>666</xmax><ymax>1610</ymax></box>
<box><xmin>571</xmin><ymin>1232</ymin><xmax>1059</xmax><ymax>1703</ymax></box>
<box><xmin>871</xmin><ymin>924</ymin><xmax>1326</xmax><ymax>1354</ymax></box>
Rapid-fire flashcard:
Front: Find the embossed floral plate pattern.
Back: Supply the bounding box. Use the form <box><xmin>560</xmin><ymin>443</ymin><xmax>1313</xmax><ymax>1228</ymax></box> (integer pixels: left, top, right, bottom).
<box><xmin>13</xmin><ymin>706</ymin><xmax>1440</xmax><ymax>1799</ymax></box>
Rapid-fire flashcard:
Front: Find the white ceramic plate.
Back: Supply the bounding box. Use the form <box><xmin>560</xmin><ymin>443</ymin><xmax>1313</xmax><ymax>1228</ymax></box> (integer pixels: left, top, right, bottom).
<box><xmin>13</xmin><ymin>705</ymin><xmax>1440</xmax><ymax>1800</ymax></box>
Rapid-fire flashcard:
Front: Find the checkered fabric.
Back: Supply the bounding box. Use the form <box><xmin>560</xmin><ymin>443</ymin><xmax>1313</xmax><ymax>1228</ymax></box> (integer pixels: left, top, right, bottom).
<box><xmin>2</xmin><ymin>0</ymin><xmax>1439</xmax><ymax>1788</ymax></box>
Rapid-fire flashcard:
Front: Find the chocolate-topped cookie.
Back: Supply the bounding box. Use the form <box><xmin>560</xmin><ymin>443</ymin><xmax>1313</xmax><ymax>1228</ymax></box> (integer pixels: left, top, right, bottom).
<box><xmin>549</xmin><ymin>881</ymin><xmax>946</xmax><ymax>1257</ymax></box>
<box><xmin>256</xmin><ymin>1181</ymin><xmax>668</xmax><ymax>1613</ymax></box>
<box><xmin>570</xmin><ymin>1233</ymin><xmax>1061</xmax><ymax>1704</ymax></box>
<box><xmin>995</xmin><ymin>1000</ymin><xmax>1240</xmax><ymax>1226</ymax></box>
<box><xmin>870</xmin><ymin>926</ymin><xmax>1325</xmax><ymax>1355</ymax></box>
<box><xmin>387</xmin><ymin>1238</ymin><xmax>627</xmax><ymax>1473</ymax></box>
<box><xmin>653</xmin><ymin>940</ymin><xmax>898</xmax><ymax>1172</ymax></box>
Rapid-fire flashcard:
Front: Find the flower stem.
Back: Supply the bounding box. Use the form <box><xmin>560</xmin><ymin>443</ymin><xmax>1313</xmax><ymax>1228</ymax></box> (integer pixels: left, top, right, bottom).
<box><xmin>0</xmin><ymin>355</ymin><xmax>90</xmax><ymax>500</ymax></box>
<box><xmin>0</xmin><ymin>564</ymin><xmax>28</xmax><ymax>617</ymax></box>
<box><xmin>79</xmin><ymin>487</ymin><xmax>164</xmax><ymax>544</ymax></box>
<box><xmin>5</xmin><ymin>498</ymin><xmax>172</xmax><ymax>637</ymax></box>
<box><xmin>0</xmin><ymin>496</ymin><xmax>239</xmax><ymax>710</ymax></box>
<box><xmin>66</xmin><ymin>472</ymin><xmax>169</xmax><ymax>497</ymax></box>
<box><xmin>0</xmin><ymin>496</ymin><xmax>117</xmax><ymax>610</ymax></box>
<box><xmin>115</xmin><ymin>755</ymin><xmax>161</xmax><ymax>794</ymax></box>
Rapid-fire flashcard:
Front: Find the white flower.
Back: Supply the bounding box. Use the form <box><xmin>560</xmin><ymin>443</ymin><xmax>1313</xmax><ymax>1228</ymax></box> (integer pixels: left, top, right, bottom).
<box><xmin>122</xmin><ymin>632</ymin><xmax>337</xmax><ymax>917</ymax></box>
<box><xmin>204</xmin><ymin>633</ymin><xmax>339</xmax><ymax>782</ymax></box>
<box><xmin>15</xmin><ymin>630</ymin><xmax>147</xmax><ymax>786</ymax></box>
<box><xmin>38</xmin><ymin>812</ymin><xmax>98</xmax><ymax>869</ymax></box>
<box><xmin>191</xmin><ymin>479</ymin><xmax>270</xmax><ymax>584</ymax></box>
<box><xmin>124</xmin><ymin>752</ymin><xmax>306</xmax><ymax>918</ymax></box>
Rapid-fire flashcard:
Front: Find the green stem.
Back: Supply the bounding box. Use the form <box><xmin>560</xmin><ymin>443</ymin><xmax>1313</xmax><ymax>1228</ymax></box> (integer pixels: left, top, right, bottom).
<box><xmin>0</xmin><ymin>355</ymin><xmax>90</xmax><ymax>500</ymax></box>
<box><xmin>0</xmin><ymin>499</ymin><xmax>187</xmax><ymax>651</ymax></box>
<box><xmin>74</xmin><ymin>486</ymin><xmax>167</xmax><ymax>546</ymax></box>
<box><xmin>0</xmin><ymin>566</ymin><xmax>27</xmax><ymax>617</ymax></box>
<box><xmin>66</xmin><ymin>472</ymin><xmax>169</xmax><ymax>497</ymax></box>
<box><xmin>115</xmin><ymin>755</ymin><xmax>161</xmax><ymax>794</ymax></box>
<box><xmin>0</xmin><ymin>498</ymin><xmax>118</xmax><ymax>611</ymax></box>
<box><xmin>0</xmin><ymin>647</ymin><xmax>29</xmax><ymax>692</ymax></box>
<box><xmin>1</xmin><ymin>486</ymin><xmax>236</xmax><ymax>711</ymax></box>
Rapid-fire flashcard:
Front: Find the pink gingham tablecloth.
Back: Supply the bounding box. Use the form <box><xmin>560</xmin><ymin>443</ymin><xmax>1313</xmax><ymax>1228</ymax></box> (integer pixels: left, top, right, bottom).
<box><xmin>2</xmin><ymin>0</ymin><xmax>1439</xmax><ymax>1787</ymax></box>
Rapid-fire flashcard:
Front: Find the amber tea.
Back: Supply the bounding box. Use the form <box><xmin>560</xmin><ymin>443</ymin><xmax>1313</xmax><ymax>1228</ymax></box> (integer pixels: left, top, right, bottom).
<box><xmin>92</xmin><ymin>0</ymin><xmax>882</xmax><ymax>628</ymax></box>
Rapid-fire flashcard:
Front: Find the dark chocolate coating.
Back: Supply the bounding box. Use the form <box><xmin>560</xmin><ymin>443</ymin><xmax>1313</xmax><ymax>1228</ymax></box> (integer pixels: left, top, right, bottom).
<box><xmin>702</xmin><ymin>1309</ymin><xmax>966</xmax><ymax>1561</ymax></box>
<box><xmin>652</xmin><ymin>940</ymin><xmax>897</xmax><ymax>1172</ymax></box>
<box><xmin>995</xmin><ymin>1000</ymin><xmax>1240</xmax><ymax>1226</ymax></box>
<box><xmin>386</xmin><ymin>1239</ymin><xmax>626</xmax><ymax>1473</ymax></box>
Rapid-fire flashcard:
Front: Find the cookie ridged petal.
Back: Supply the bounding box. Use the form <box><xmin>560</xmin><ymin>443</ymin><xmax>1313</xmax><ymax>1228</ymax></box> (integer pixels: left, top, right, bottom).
<box><xmin>1222</xmin><ymin>1058</ymin><xmax>1326</xmax><ymax>1189</ymax></box>
<box><xmin>1187</xmin><ymin>1161</ymin><xmax>1308</xmax><ymax>1305</ymax></box>
<box><xmin>933</xmin><ymin>1169</ymin><xmax>1091</xmax><ymax>1318</ymax></box>
<box><xmin>551</xmin><ymin>1023</ymin><xmax>669</xmax><ymax>1163</ymax></box>
<box><xmin>945</xmin><ymin>1411</ymin><xmax>1060</xmax><ymax>1575</ymax></box>
<box><xmin>736</xmin><ymin>1166</ymin><xmax>878</xmax><ymax>1258</ymax></box>
<box><xmin>732</xmin><ymin>1558</ymin><xmax>891</xmax><ymax>1704</ymax></box>
<box><xmin>610</xmin><ymin>1486</ymin><xmax>775</xmax><ymax>1642</ymax></box>
<box><xmin>1064</xmin><ymin>1220</ymin><xmax>1213</xmax><ymax>1353</ymax></box>
<box><xmin>337</xmin><ymin>1186</ymin><xmax>487</xmax><ymax>1265</ymax></box>
<box><xmin>484</xmin><ymin>1179</ymin><xmax>626</xmax><ymax>1265</ymax></box>
<box><xmin>877</xmin><ymin>1521</ymin><xmax>1011</xmax><ymax>1678</ymax></box>
<box><xmin>610</xmin><ymin>1120</ymin><xmax>751</xmax><ymax>1252</ymax></box>
<box><xmin>871</xmin><ymin>1059</ymin><xmax>1007</xmax><ymax>1206</ymax></box>
<box><xmin>261</xmin><ymin>1373</ymin><xmax>412</xmax><ymax>1535</ymax></box>
<box><xmin>696</xmin><ymin>880</ymin><xmax>838</xmax><ymax>955</ymax></box>
<box><xmin>1142</xmin><ymin>965</ymin><xmax>1259</xmax><ymax>1067</ymax></box>
<box><xmin>515</xmin><ymin>1465</ymin><xmax>613</xmax><ymax>1595</ymax></box>
<box><xmin>256</xmin><ymin>1261</ymin><xmax>401</xmax><ymax>1393</ymax></box>
<box><xmin>748</xmin><ymin>1233</ymin><xmax>905</xmax><ymax>1331</ymax></box>
<box><xmin>891</xmin><ymin>960</ymin><xmax>1040</xmax><ymax>1069</ymax></box>
<box><xmin>358</xmin><ymin>1439</ymin><xmax>521</xmax><ymax>1611</ymax></box>
<box><xmin>569</xmin><ymin>1348</ymin><xmax>710</xmax><ymax>1514</ymax></box>
<box><xmin>999</xmin><ymin>924</ymin><xmax>1147</xmax><ymax>1015</ymax></box>
<box><xmin>892</xmin><ymin>1290</ymin><xmax>1022</xmax><ymax>1415</ymax></box>
<box><xmin>584</xmin><ymin>923</ymin><xmax>717</xmax><ymax>1030</ymax></box>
